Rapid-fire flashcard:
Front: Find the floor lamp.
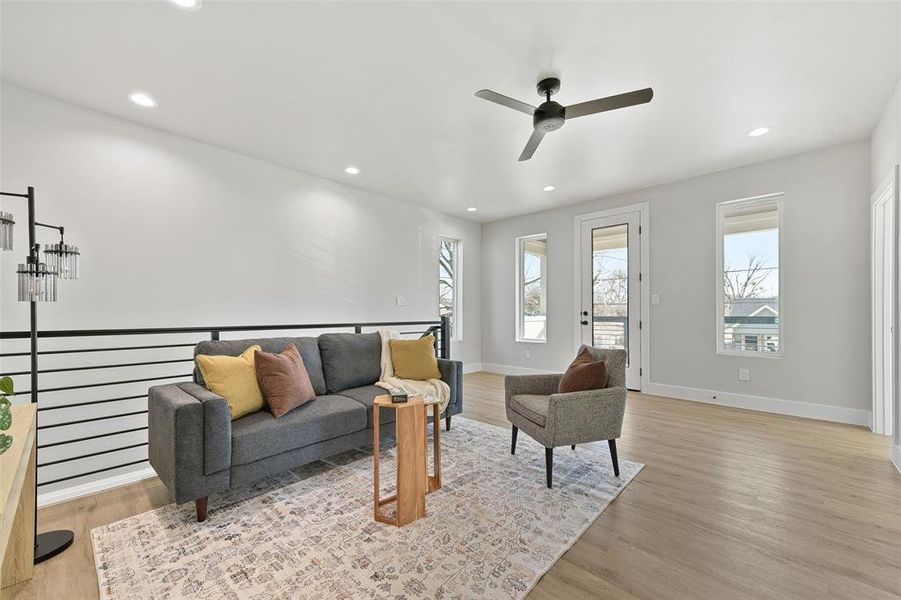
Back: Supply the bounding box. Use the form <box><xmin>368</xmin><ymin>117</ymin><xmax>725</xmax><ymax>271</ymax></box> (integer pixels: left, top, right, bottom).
<box><xmin>1</xmin><ymin>186</ymin><xmax>78</xmax><ymax>563</ymax></box>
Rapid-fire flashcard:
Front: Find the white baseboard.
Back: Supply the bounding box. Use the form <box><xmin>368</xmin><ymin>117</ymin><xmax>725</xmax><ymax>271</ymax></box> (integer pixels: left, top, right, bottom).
<box><xmin>645</xmin><ymin>382</ymin><xmax>871</xmax><ymax>427</ymax></box>
<box><xmin>37</xmin><ymin>466</ymin><xmax>158</xmax><ymax>508</ymax></box>
<box><xmin>893</xmin><ymin>444</ymin><xmax>901</xmax><ymax>476</ymax></box>
<box><xmin>462</xmin><ymin>362</ymin><xmax>483</xmax><ymax>374</ymax></box>
<box><xmin>480</xmin><ymin>363</ymin><xmax>555</xmax><ymax>376</ymax></box>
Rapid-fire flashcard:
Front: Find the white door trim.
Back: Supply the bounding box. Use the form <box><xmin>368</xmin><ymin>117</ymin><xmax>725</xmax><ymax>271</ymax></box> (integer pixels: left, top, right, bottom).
<box><xmin>574</xmin><ymin>202</ymin><xmax>650</xmax><ymax>392</ymax></box>
<box><xmin>871</xmin><ymin>166</ymin><xmax>898</xmax><ymax>436</ymax></box>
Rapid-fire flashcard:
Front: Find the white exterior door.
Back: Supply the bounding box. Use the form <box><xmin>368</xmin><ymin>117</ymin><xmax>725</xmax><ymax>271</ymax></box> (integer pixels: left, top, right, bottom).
<box><xmin>871</xmin><ymin>168</ymin><xmax>896</xmax><ymax>436</ymax></box>
<box><xmin>579</xmin><ymin>211</ymin><xmax>643</xmax><ymax>390</ymax></box>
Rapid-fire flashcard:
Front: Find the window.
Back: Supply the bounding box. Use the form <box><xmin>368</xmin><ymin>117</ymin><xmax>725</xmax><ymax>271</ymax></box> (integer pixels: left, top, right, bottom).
<box><xmin>516</xmin><ymin>234</ymin><xmax>547</xmax><ymax>342</ymax></box>
<box><xmin>438</xmin><ymin>238</ymin><xmax>461</xmax><ymax>340</ymax></box>
<box><xmin>716</xmin><ymin>193</ymin><xmax>782</xmax><ymax>355</ymax></box>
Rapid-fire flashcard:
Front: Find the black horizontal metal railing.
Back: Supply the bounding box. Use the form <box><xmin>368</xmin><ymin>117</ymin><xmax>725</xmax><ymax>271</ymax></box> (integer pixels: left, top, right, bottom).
<box><xmin>592</xmin><ymin>315</ymin><xmax>629</xmax><ymax>351</ymax></box>
<box><xmin>0</xmin><ymin>317</ymin><xmax>450</xmax><ymax>489</ymax></box>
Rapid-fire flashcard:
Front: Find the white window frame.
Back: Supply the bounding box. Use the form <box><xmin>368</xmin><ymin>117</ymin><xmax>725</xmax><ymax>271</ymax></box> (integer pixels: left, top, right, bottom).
<box><xmin>715</xmin><ymin>192</ymin><xmax>784</xmax><ymax>358</ymax></box>
<box><xmin>516</xmin><ymin>233</ymin><xmax>548</xmax><ymax>343</ymax></box>
<box><xmin>439</xmin><ymin>237</ymin><xmax>463</xmax><ymax>341</ymax></box>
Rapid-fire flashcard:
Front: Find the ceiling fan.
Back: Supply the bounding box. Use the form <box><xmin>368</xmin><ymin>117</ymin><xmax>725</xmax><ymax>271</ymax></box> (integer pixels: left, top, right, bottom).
<box><xmin>475</xmin><ymin>77</ymin><xmax>654</xmax><ymax>161</ymax></box>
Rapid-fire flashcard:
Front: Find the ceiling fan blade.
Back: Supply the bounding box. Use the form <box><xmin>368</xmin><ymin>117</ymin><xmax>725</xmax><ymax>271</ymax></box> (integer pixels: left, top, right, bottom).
<box><xmin>475</xmin><ymin>89</ymin><xmax>536</xmax><ymax>116</ymax></box>
<box><xmin>565</xmin><ymin>87</ymin><xmax>654</xmax><ymax>120</ymax></box>
<box><xmin>518</xmin><ymin>130</ymin><xmax>545</xmax><ymax>161</ymax></box>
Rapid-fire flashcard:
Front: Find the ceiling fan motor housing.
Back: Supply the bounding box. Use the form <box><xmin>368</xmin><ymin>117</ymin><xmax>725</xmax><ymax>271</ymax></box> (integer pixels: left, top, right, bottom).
<box><xmin>534</xmin><ymin>101</ymin><xmax>565</xmax><ymax>131</ymax></box>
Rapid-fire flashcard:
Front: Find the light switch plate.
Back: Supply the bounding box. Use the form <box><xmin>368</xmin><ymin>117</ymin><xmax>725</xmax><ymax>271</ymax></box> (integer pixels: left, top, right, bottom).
<box><xmin>651</xmin><ymin>294</ymin><xmax>661</xmax><ymax>305</ymax></box>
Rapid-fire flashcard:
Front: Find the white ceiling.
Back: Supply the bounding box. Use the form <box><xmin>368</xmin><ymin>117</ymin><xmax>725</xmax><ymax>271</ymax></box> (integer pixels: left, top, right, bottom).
<box><xmin>2</xmin><ymin>1</ymin><xmax>899</xmax><ymax>222</ymax></box>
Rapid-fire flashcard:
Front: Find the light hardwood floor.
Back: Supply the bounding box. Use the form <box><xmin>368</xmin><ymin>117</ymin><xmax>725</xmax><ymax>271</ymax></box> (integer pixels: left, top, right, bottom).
<box><xmin>8</xmin><ymin>372</ymin><xmax>901</xmax><ymax>599</ymax></box>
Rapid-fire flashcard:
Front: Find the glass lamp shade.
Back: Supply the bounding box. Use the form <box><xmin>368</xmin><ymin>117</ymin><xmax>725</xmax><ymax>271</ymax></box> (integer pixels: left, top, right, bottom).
<box><xmin>0</xmin><ymin>212</ymin><xmax>13</xmax><ymax>251</ymax></box>
<box><xmin>44</xmin><ymin>243</ymin><xmax>80</xmax><ymax>279</ymax></box>
<box><xmin>17</xmin><ymin>260</ymin><xmax>58</xmax><ymax>302</ymax></box>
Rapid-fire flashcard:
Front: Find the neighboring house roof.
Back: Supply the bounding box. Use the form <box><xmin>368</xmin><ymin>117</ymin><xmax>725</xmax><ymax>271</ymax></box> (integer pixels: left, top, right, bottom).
<box><xmin>726</xmin><ymin>297</ymin><xmax>778</xmax><ymax>317</ymax></box>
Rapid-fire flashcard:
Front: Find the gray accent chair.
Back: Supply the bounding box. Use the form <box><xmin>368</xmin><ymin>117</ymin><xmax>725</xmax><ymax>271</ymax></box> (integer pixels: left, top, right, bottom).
<box><xmin>505</xmin><ymin>346</ymin><xmax>627</xmax><ymax>488</ymax></box>
<box><xmin>149</xmin><ymin>332</ymin><xmax>463</xmax><ymax>521</ymax></box>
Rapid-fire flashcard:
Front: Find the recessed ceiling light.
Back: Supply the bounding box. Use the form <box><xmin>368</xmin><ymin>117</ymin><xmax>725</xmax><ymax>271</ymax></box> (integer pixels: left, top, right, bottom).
<box><xmin>466</xmin><ymin>207</ymin><xmax>478</xmax><ymax>212</ymax></box>
<box><xmin>543</xmin><ymin>185</ymin><xmax>555</xmax><ymax>192</ymax></box>
<box><xmin>748</xmin><ymin>127</ymin><xmax>771</xmax><ymax>137</ymax></box>
<box><xmin>168</xmin><ymin>0</ymin><xmax>201</xmax><ymax>9</ymax></box>
<box><xmin>344</xmin><ymin>166</ymin><xmax>360</xmax><ymax>175</ymax></box>
<box><xmin>127</xmin><ymin>92</ymin><xmax>157</xmax><ymax>108</ymax></box>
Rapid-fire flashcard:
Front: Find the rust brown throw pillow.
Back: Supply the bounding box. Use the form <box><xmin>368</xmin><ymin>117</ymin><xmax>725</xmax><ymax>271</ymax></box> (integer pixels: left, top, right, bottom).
<box><xmin>558</xmin><ymin>347</ymin><xmax>609</xmax><ymax>393</ymax></box>
<box><xmin>254</xmin><ymin>344</ymin><xmax>316</xmax><ymax>418</ymax></box>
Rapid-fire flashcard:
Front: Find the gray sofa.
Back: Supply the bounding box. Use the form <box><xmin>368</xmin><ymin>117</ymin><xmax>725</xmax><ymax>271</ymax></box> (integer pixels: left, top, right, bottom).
<box><xmin>148</xmin><ymin>332</ymin><xmax>463</xmax><ymax>521</ymax></box>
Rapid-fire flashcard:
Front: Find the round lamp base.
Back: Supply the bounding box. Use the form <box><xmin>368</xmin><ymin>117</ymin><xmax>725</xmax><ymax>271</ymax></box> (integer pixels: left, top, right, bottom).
<box><xmin>35</xmin><ymin>530</ymin><xmax>74</xmax><ymax>564</ymax></box>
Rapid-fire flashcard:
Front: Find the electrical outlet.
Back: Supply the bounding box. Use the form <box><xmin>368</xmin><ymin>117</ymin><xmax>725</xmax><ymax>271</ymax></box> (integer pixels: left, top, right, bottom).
<box><xmin>524</xmin><ymin>349</ymin><xmax>532</xmax><ymax>359</ymax></box>
<box><xmin>738</xmin><ymin>368</ymin><xmax>750</xmax><ymax>382</ymax></box>
<box><xmin>395</xmin><ymin>296</ymin><xmax>406</xmax><ymax>307</ymax></box>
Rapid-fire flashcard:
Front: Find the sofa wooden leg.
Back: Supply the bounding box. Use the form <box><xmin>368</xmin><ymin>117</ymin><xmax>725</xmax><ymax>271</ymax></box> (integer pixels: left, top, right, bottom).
<box><xmin>608</xmin><ymin>439</ymin><xmax>620</xmax><ymax>477</ymax></box>
<box><xmin>445</xmin><ymin>416</ymin><xmax>451</xmax><ymax>431</ymax></box>
<box><xmin>511</xmin><ymin>426</ymin><xmax>518</xmax><ymax>455</ymax></box>
<box><xmin>571</xmin><ymin>444</ymin><xmax>576</xmax><ymax>450</ymax></box>
<box><xmin>195</xmin><ymin>496</ymin><xmax>208</xmax><ymax>522</ymax></box>
<box><xmin>545</xmin><ymin>447</ymin><xmax>553</xmax><ymax>488</ymax></box>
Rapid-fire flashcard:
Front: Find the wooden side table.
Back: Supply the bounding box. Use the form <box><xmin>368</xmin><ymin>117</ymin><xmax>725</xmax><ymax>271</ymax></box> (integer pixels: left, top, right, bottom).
<box><xmin>373</xmin><ymin>395</ymin><xmax>441</xmax><ymax>527</ymax></box>
<box><xmin>1</xmin><ymin>404</ymin><xmax>37</xmax><ymax>599</ymax></box>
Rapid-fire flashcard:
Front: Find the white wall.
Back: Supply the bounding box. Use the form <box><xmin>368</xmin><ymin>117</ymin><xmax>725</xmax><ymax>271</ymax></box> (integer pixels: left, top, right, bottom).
<box><xmin>482</xmin><ymin>141</ymin><xmax>872</xmax><ymax>425</ymax></box>
<box><xmin>0</xmin><ymin>85</ymin><xmax>482</xmax><ymax>501</ymax></box>
<box><xmin>871</xmin><ymin>78</ymin><xmax>901</xmax><ymax>470</ymax></box>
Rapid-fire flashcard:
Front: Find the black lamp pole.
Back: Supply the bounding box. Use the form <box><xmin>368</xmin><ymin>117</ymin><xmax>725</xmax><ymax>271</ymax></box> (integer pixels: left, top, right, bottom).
<box><xmin>1</xmin><ymin>186</ymin><xmax>75</xmax><ymax>563</ymax></box>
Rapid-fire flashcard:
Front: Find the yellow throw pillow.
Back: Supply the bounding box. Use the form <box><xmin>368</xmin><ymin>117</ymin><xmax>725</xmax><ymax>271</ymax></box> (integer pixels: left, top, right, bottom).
<box><xmin>196</xmin><ymin>345</ymin><xmax>264</xmax><ymax>420</ymax></box>
<box><xmin>389</xmin><ymin>335</ymin><xmax>442</xmax><ymax>380</ymax></box>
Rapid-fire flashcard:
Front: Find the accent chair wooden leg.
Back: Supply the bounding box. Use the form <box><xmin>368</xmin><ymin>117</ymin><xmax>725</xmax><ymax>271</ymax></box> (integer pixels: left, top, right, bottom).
<box><xmin>571</xmin><ymin>445</ymin><xmax>576</xmax><ymax>450</ymax></box>
<box><xmin>545</xmin><ymin>447</ymin><xmax>554</xmax><ymax>488</ymax></box>
<box><xmin>511</xmin><ymin>426</ymin><xmax>518</xmax><ymax>455</ymax></box>
<box><xmin>608</xmin><ymin>439</ymin><xmax>620</xmax><ymax>477</ymax></box>
<box><xmin>195</xmin><ymin>496</ymin><xmax>208</xmax><ymax>522</ymax></box>
<box><xmin>445</xmin><ymin>416</ymin><xmax>451</xmax><ymax>431</ymax></box>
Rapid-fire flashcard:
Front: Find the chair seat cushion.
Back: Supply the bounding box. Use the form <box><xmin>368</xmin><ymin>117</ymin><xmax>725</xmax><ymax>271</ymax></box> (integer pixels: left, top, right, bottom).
<box><xmin>231</xmin><ymin>395</ymin><xmax>367</xmax><ymax>465</ymax></box>
<box><xmin>509</xmin><ymin>394</ymin><xmax>550</xmax><ymax>427</ymax></box>
<box><xmin>339</xmin><ymin>385</ymin><xmax>396</xmax><ymax>426</ymax></box>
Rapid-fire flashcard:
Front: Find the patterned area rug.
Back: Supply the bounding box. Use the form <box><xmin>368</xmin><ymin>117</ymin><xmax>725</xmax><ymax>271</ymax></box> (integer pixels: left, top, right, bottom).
<box><xmin>92</xmin><ymin>417</ymin><xmax>642</xmax><ymax>599</ymax></box>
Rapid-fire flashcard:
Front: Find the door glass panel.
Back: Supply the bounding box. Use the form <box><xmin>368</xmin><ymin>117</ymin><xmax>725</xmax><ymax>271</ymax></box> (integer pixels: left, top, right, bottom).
<box><xmin>592</xmin><ymin>224</ymin><xmax>628</xmax><ymax>353</ymax></box>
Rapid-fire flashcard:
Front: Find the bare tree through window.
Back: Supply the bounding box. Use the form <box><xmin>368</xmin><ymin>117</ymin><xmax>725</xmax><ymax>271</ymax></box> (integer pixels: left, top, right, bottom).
<box><xmin>439</xmin><ymin>239</ymin><xmax>459</xmax><ymax>338</ymax></box>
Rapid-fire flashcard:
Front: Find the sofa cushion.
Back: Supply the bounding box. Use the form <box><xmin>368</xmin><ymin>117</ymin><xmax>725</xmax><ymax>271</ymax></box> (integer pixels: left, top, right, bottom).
<box><xmin>230</xmin><ymin>394</ymin><xmax>366</xmax><ymax>465</ymax></box>
<box><xmin>254</xmin><ymin>344</ymin><xmax>316</xmax><ymax>418</ymax></box>
<box><xmin>194</xmin><ymin>337</ymin><xmax>327</xmax><ymax>396</ymax></box>
<box><xmin>196</xmin><ymin>346</ymin><xmax>265</xmax><ymax>420</ymax></box>
<box><xmin>509</xmin><ymin>394</ymin><xmax>549</xmax><ymax>427</ymax></box>
<box><xmin>339</xmin><ymin>385</ymin><xmax>396</xmax><ymax>426</ymax></box>
<box><xmin>389</xmin><ymin>335</ymin><xmax>441</xmax><ymax>380</ymax></box>
<box><xmin>318</xmin><ymin>332</ymin><xmax>382</xmax><ymax>393</ymax></box>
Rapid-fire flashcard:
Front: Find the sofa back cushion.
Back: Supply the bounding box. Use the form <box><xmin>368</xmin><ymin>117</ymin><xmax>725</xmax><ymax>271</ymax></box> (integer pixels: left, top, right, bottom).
<box><xmin>318</xmin><ymin>332</ymin><xmax>382</xmax><ymax>393</ymax></box>
<box><xmin>194</xmin><ymin>337</ymin><xmax>327</xmax><ymax>396</ymax></box>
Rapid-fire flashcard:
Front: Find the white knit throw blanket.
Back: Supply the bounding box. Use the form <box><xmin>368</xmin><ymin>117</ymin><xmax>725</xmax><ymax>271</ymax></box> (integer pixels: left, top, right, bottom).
<box><xmin>376</xmin><ymin>329</ymin><xmax>450</xmax><ymax>414</ymax></box>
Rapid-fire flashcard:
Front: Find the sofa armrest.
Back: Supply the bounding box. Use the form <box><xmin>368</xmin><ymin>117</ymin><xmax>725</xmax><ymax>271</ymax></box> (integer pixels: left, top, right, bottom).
<box><xmin>504</xmin><ymin>374</ymin><xmax>563</xmax><ymax>407</ymax></box>
<box><xmin>437</xmin><ymin>358</ymin><xmax>463</xmax><ymax>416</ymax></box>
<box><xmin>546</xmin><ymin>386</ymin><xmax>626</xmax><ymax>446</ymax></box>
<box><xmin>148</xmin><ymin>382</ymin><xmax>231</xmax><ymax>504</ymax></box>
